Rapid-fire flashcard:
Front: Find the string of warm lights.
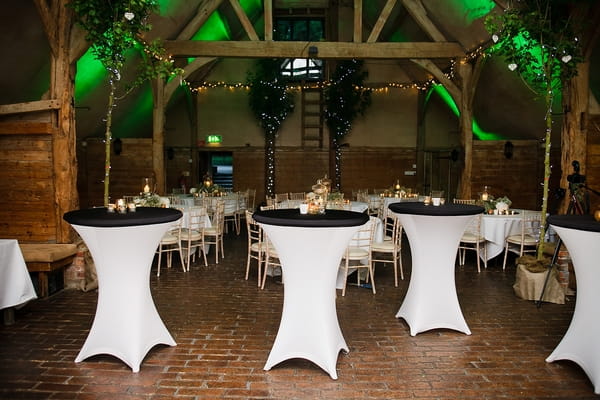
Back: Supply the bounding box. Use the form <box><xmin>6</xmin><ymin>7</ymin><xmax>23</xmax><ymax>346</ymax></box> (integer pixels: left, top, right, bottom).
<box><xmin>182</xmin><ymin>79</ymin><xmax>441</xmax><ymax>93</ymax></box>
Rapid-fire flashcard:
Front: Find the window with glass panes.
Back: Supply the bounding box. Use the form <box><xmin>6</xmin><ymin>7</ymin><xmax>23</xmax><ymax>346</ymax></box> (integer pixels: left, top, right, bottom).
<box><xmin>275</xmin><ymin>18</ymin><xmax>325</xmax><ymax>81</ymax></box>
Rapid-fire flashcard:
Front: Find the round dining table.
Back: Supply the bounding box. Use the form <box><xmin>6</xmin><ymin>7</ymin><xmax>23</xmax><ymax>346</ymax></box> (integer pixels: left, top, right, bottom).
<box><xmin>546</xmin><ymin>214</ymin><xmax>600</xmax><ymax>394</ymax></box>
<box><xmin>480</xmin><ymin>210</ymin><xmax>526</xmax><ymax>260</ymax></box>
<box><xmin>0</xmin><ymin>239</ymin><xmax>37</xmax><ymax>323</ymax></box>
<box><xmin>389</xmin><ymin>202</ymin><xmax>483</xmax><ymax>336</ymax></box>
<box><xmin>253</xmin><ymin>208</ymin><xmax>369</xmax><ymax>379</ymax></box>
<box><xmin>63</xmin><ymin>207</ymin><xmax>182</xmax><ymax>372</ymax></box>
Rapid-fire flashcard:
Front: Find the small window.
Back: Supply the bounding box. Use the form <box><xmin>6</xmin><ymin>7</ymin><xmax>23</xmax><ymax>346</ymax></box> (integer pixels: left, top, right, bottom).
<box><xmin>275</xmin><ymin>17</ymin><xmax>325</xmax><ymax>81</ymax></box>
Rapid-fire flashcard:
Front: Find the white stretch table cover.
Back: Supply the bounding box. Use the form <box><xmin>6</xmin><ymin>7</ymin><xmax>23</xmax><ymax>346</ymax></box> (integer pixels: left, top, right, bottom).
<box><xmin>63</xmin><ymin>207</ymin><xmax>181</xmax><ymax>372</ymax></box>
<box><xmin>390</xmin><ymin>202</ymin><xmax>483</xmax><ymax>336</ymax></box>
<box><xmin>0</xmin><ymin>239</ymin><xmax>37</xmax><ymax>309</ymax></box>
<box><xmin>481</xmin><ymin>211</ymin><xmax>524</xmax><ymax>260</ymax></box>
<box><xmin>253</xmin><ymin>209</ymin><xmax>368</xmax><ymax>379</ymax></box>
<box><xmin>547</xmin><ymin>215</ymin><xmax>600</xmax><ymax>394</ymax></box>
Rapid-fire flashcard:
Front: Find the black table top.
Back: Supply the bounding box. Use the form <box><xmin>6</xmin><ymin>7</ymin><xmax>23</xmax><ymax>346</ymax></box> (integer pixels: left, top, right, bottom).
<box><xmin>63</xmin><ymin>207</ymin><xmax>182</xmax><ymax>228</ymax></box>
<box><xmin>548</xmin><ymin>214</ymin><xmax>600</xmax><ymax>233</ymax></box>
<box><xmin>389</xmin><ymin>202</ymin><xmax>484</xmax><ymax>216</ymax></box>
<box><xmin>253</xmin><ymin>209</ymin><xmax>369</xmax><ymax>228</ymax></box>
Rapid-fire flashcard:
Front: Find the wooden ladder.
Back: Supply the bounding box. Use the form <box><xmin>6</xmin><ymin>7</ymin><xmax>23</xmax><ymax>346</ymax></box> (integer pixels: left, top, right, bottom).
<box><xmin>301</xmin><ymin>87</ymin><xmax>324</xmax><ymax>148</ymax></box>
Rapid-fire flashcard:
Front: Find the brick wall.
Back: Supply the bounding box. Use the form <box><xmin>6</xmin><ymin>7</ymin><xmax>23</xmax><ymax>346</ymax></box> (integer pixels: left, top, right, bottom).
<box><xmin>471</xmin><ymin>140</ymin><xmax>562</xmax><ymax>212</ymax></box>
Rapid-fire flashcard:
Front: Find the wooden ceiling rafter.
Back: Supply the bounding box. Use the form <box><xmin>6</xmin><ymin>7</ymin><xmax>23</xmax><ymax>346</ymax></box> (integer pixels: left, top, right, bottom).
<box><xmin>228</xmin><ymin>0</ymin><xmax>260</xmax><ymax>41</ymax></box>
<box><xmin>264</xmin><ymin>0</ymin><xmax>273</xmax><ymax>40</ymax></box>
<box><xmin>164</xmin><ymin>40</ymin><xmax>464</xmax><ymax>59</ymax></box>
<box><xmin>400</xmin><ymin>0</ymin><xmax>447</xmax><ymax>42</ymax></box>
<box><xmin>367</xmin><ymin>0</ymin><xmax>397</xmax><ymax>43</ymax></box>
<box><xmin>163</xmin><ymin>0</ymin><xmax>466</xmax><ymax>60</ymax></box>
<box><xmin>33</xmin><ymin>0</ymin><xmax>59</xmax><ymax>56</ymax></box>
<box><xmin>354</xmin><ymin>0</ymin><xmax>362</xmax><ymax>43</ymax></box>
<box><xmin>164</xmin><ymin>57</ymin><xmax>217</xmax><ymax>100</ymax></box>
<box><xmin>176</xmin><ymin>0</ymin><xmax>224</xmax><ymax>40</ymax></box>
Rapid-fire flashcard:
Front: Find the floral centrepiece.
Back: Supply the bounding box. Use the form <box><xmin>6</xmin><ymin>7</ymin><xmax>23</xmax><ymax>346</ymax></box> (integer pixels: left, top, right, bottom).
<box><xmin>482</xmin><ymin>195</ymin><xmax>512</xmax><ymax>214</ymax></box>
<box><xmin>137</xmin><ymin>192</ymin><xmax>161</xmax><ymax>207</ymax></box>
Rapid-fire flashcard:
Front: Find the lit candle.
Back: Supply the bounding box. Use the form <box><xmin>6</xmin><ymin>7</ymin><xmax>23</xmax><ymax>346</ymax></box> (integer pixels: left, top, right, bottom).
<box><xmin>143</xmin><ymin>184</ymin><xmax>150</xmax><ymax>193</ymax></box>
<box><xmin>481</xmin><ymin>192</ymin><xmax>488</xmax><ymax>201</ymax></box>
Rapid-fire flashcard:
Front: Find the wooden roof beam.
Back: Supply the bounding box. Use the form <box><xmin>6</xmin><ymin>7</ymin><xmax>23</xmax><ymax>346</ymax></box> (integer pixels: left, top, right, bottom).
<box><xmin>367</xmin><ymin>0</ymin><xmax>397</xmax><ymax>43</ymax></box>
<box><xmin>400</xmin><ymin>0</ymin><xmax>447</xmax><ymax>42</ymax></box>
<box><xmin>177</xmin><ymin>0</ymin><xmax>224</xmax><ymax>40</ymax></box>
<box><xmin>228</xmin><ymin>0</ymin><xmax>259</xmax><ymax>41</ymax></box>
<box><xmin>164</xmin><ymin>40</ymin><xmax>465</xmax><ymax>59</ymax></box>
<box><xmin>354</xmin><ymin>0</ymin><xmax>362</xmax><ymax>43</ymax></box>
<box><xmin>264</xmin><ymin>0</ymin><xmax>273</xmax><ymax>41</ymax></box>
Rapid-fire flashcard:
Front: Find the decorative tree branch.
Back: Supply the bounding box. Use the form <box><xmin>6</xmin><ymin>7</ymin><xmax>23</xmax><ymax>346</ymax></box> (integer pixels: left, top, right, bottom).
<box><xmin>70</xmin><ymin>0</ymin><xmax>182</xmax><ymax>206</ymax></box>
<box><xmin>485</xmin><ymin>0</ymin><xmax>582</xmax><ymax>259</ymax></box>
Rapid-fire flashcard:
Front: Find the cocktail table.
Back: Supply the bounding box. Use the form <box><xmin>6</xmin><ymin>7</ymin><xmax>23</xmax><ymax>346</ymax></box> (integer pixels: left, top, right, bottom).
<box><xmin>389</xmin><ymin>202</ymin><xmax>483</xmax><ymax>336</ymax></box>
<box><xmin>64</xmin><ymin>207</ymin><xmax>182</xmax><ymax>372</ymax></box>
<box><xmin>546</xmin><ymin>214</ymin><xmax>600</xmax><ymax>394</ymax></box>
<box><xmin>253</xmin><ymin>208</ymin><xmax>369</xmax><ymax>379</ymax></box>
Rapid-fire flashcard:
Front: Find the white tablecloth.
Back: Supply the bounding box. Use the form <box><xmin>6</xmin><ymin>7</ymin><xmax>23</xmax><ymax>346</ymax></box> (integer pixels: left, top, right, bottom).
<box><xmin>481</xmin><ymin>210</ymin><xmax>526</xmax><ymax>260</ymax></box>
<box><xmin>277</xmin><ymin>200</ymin><xmax>368</xmax><ymax>213</ymax></box>
<box><xmin>0</xmin><ymin>239</ymin><xmax>37</xmax><ymax>309</ymax></box>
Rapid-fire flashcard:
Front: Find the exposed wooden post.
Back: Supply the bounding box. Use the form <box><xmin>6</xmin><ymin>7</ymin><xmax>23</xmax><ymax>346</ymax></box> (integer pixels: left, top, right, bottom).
<box><xmin>354</xmin><ymin>0</ymin><xmax>362</xmax><ymax>43</ymax></box>
<box><xmin>152</xmin><ymin>77</ymin><xmax>166</xmax><ymax>194</ymax></box>
<box><xmin>264</xmin><ymin>0</ymin><xmax>273</xmax><ymax>41</ymax></box>
<box><xmin>37</xmin><ymin>0</ymin><xmax>80</xmax><ymax>243</ymax></box>
<box><xmin>560</xmin><ymin>61</ymin><xmax>589</xmax><ymax>214</ymax></box>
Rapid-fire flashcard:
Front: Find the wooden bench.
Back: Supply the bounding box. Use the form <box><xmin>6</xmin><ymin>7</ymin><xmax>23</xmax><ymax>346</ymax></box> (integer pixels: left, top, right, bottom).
<box><xmin>19</xmin><ymin>243</ymin><xmax>78</xmax><ymax>298</ymax></box>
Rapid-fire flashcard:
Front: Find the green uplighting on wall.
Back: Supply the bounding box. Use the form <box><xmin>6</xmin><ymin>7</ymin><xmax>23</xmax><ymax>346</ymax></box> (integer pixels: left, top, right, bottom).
<box><xmin>448</xmin><ymin>0</ymin><xmax>496</xmax><ymax>24</ymax></box>
<box><xmin>112</xmin><ymin>84</ymin><xmax>154</xmax><ymax>138</ymax></box>
<box><xmin>427</xmin><ymin>84</ymin><xmax>503</xmax><ymax>141</ymax></box>
<box><xmin>188</xmin><ymin>11</ymin><xmax>231</xmax><ymax>64</ymax></box>
<box><xmin>75</xmin><ymin>49</ymin><xmax>108</xmax><ymax>103</ymax></box>
<box><xmin>191</xmin><ymin>11</ymin><xmax>231</xmax><ymax>42</ymax></box>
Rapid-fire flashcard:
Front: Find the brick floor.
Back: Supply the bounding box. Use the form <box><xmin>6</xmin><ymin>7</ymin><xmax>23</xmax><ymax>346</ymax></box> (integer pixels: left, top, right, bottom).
<box><xmin>0</xmin><ymin>231</ymin><xmax>596</xmax><ymax>399</ymax></box>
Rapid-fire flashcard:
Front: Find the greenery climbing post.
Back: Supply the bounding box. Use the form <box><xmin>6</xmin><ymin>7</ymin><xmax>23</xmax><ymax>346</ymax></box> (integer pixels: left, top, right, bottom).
<box><xmin>70</xmin><ymin>0</ymin><xmax>181</xmax><ymax>206</ymax></box>
<box><xmin>485</xmin><ymin>0</ymin><xmax>582</xmax><ymax>259</ymax></box>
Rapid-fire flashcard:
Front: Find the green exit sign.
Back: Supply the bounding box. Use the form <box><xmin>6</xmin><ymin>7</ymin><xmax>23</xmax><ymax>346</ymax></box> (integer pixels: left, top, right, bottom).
<box><xmin>206</xmin><ymin>135</ymin><xmax>222</xmax><ymax>144</ymax></box>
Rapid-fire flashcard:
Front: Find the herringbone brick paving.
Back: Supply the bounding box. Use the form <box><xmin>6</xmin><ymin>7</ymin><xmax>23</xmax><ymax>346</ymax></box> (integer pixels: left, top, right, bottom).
<box><xmin>0</xmin><ymin>231</ymin><xmax>595</xmax><ymax>399</ymax></box>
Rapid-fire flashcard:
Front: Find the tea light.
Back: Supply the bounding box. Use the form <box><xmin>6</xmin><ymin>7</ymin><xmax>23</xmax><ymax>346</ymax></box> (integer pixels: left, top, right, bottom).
<box><xmin>127</xmin><ymin>203</ymin><xmax>136</xmax><ymax>212</ymax></box>
<box><xmin>423</xmin><ymin>196</ymin><xmax>432</xmax><ymax>206</ymax></box>
<box><xmin>116</xmin><ymin>199</ymin><xmax>126</xmax><ymax>213</ymax></box>
<box><xmin>107</xmin><ymin>203</ymin><xmax>115</xmax><ymax>212</ymax></box>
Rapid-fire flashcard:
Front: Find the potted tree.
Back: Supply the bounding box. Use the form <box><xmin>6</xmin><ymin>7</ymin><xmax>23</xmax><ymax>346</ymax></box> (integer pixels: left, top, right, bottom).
<box><xmin>485</xmin><ymin>0</ymin><xmax>582</xmax><ymax>263</ymax></box>
<box><xmin>70</xmin><ymin>0</ymin><xmax>181</xmax><ymax>206</ymax></box>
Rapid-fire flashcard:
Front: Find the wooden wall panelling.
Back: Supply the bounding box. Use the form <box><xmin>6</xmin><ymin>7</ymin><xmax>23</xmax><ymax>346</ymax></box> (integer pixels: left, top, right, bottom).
<box><xmin>0</xmin><ymin>135</ymin><xmax>56</xmax><ymax>242</ymax></box>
